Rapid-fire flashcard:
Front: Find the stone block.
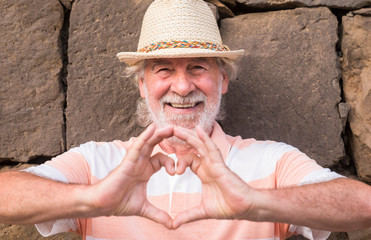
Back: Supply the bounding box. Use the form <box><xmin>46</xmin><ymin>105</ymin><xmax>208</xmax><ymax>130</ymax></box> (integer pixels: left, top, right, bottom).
<box><xmin>236</xmin><ymin>0</ymin><xmax>371</xmax><ymax>10</ymax></box>
<box><xmin>0</xmin><ymin>224</ymin><xmax>81</xmax><ymax>240</ymax></box>
<box><xmin>66</xmin><ymin>0</ymin><xmax>152</xmax><ymax>148</ymax></box>
<box><xmin>0</xmin><ymin>0</ymin><xmax>65</xmax><ymax>162</ymax></box>
<box><xmin>353</xmin><ymin>8</ymin><xmax>371</xmax><ymax>16</ymax></box>
<box><xmin>59</xmin><ymin>0</ymin><xmax>73</xmax><ymax>9</ymax></box>
<box><xmin>348</xmin><ymin>227</ymin><xmax>371</xmax><ymax>240</ymax></box>
<box><xmin>220</xmin><ymin>7</ymin><xmax>344</xmax><ymax>167</ymax></box>
<box><xmin>342</xmin><ymin>12</ymin><xmax>371</xmax><ymax>182</ymax></box>
<box><xmin>287</xmin><ymin>232</ymin><xmax>349</xmax><ymax>240</ymax></box>
<box><xmin>328</xmin><ymin>232</ymin><xmax>349</xmax><ymax>240</ymax></box>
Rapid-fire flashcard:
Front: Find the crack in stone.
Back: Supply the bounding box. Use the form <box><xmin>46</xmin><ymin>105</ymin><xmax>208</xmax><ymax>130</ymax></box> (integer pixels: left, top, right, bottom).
<box><xmin>58</xmin><ymin>2</ymin><xmax>71</xmax><ymax>152</ymax></box>
<box><xmin>329</xmin><ymin>8</ymin><xmax>358</xmax><ymax>177</ymax></box>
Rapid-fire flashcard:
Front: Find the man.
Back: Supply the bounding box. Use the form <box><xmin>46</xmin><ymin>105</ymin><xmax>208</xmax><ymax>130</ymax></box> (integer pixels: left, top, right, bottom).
<box><xmin>0</xmin><ymin>0</ymin><xmax>370</xmax><ymax>239</ymax></box>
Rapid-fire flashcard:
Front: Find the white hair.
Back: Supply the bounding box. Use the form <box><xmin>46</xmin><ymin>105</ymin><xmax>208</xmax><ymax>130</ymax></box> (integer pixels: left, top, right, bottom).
<box><xmin>125</xmin><ymin>57</ymin><xmax>237</xmax><ymax>83</ymax></box>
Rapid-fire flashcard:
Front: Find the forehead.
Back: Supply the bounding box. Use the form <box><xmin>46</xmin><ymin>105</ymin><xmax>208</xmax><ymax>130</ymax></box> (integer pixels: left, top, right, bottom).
<box><xmin>147</xmin><ymin>57</ymin><xmax>215</xmax><ymax>67</ymax></box>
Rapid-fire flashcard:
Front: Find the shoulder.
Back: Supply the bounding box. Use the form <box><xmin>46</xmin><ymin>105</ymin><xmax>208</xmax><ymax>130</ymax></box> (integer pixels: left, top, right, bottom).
<box><xmin>225</xmin><ymin>135</ymin><xmax>300</xmax><ymax>182</ymax></box>
<box><xmin>68</xmin><ymin>139</ymin><xmax>135</xmax><ymax>178</ymax></box>
<box><xmin>226</xmin><ymin>134</ymin><xmax>297</xmax><ymax>158</ymax></box>
<box><xmin>70</xmin><ymin>138</ymin><xmax>134</xmax><ymax>156</ymax></box>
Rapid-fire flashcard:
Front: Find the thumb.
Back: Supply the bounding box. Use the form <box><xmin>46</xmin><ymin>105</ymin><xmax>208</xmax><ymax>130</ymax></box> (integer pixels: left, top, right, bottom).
<box><xmin>141</xmin><ymin>200</ymin><xmax>174</xmax><ymax>229</ymax></box>
<box><xmin>172</xmin><ymin>205</ymin><xmax>208</xmax><ymax>229</ymax></box>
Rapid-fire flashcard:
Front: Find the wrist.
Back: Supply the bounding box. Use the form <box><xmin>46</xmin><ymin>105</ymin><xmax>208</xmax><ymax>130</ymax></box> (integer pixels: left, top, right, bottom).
<box><xmin>71</xmin><ymin>184</ymin><xmax>103</xmax><ymax>218</ymax></box>
<box><xmin>239</xmin><ymin>188</ymin><xmax>280</xmax><ymax>223</ymax></box>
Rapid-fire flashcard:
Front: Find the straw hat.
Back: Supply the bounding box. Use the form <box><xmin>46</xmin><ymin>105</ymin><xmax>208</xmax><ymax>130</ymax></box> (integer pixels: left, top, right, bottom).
<box><xmin>116</xmin><ymin>0</ymin><xmax>245</xmax><ymax>65</ymax></box>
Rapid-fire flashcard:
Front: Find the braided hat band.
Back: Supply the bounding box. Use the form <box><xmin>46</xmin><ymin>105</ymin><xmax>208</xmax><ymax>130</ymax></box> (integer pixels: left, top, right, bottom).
<box><xmin>138</xmin><ymin>40</ymin><xmax>231</xmax><ymax>53</ymax></box>
<box><xmin>117</xmin><ymin>0</ymin><xmax>245</xmax><ymax>65</ymax></box>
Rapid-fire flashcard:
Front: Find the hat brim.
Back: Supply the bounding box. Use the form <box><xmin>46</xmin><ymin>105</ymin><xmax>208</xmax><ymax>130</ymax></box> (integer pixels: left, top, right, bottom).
<box><xmin>116</xmin><ymin>48</ymin><xmax>245</xmax><ymax>65</ymax></box>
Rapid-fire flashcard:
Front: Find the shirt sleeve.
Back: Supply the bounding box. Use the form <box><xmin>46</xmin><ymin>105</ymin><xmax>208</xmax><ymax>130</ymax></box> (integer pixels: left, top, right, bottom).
<box><xmin>23</xmin><ymin>140</ymin><xmax>128</xmax><ymax>237</ymax></box>
<box><xmin>22</xmin><ymin>148</ymin><xmax>92</xmax><ymax>236</ymax></box>
<box><xmin>288</xmin><ymin>225</ymin><xmax>331</xmax><ymax>240</ymax></box>
<box><xmin>275</xmin><ymin>148</ymin><xmax>344</xmax><ymax>188</ymax></box>
<box><xmin>274</xmin><ymin>147</ymin><xmax>344</xmax><ymax>240</ymax></box>
<box><xmin>34</xmin><ymin>219</ymin><xmax>78</xmax><ymax>237</ymax></box>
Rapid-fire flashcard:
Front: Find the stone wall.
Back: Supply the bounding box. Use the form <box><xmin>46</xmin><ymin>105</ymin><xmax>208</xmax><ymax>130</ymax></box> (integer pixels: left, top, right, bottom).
<box><xmin>0</xmin><ymin>0</ymin><xmax>370</xmax><ymax>239</ymax></box>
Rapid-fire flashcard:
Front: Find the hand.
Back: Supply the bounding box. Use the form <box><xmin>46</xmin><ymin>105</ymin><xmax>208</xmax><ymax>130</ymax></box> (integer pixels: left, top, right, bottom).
<box><xmin>172</xmin><ymin>125</ymin><xmax>255</xmax><ymax>228</ymax></box>
<box><xmin>89</xmin><ymin>124</ymin><xmax>175</xmax><ymax>229</ymax></box>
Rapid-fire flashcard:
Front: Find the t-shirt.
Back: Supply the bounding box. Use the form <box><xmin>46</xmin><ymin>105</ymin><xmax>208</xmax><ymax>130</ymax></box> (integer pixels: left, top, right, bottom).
<box><xmin>25</xmin><ymin>122</ymin><xmax>342</xmax><ymax>240</ymax></box>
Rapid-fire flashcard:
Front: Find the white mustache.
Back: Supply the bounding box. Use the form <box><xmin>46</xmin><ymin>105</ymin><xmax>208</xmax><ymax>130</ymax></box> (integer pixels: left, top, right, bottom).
<box><xmin>159</xmin><ymin>90</ymin><xmax>207</xmax><ymax>106</ymax></box>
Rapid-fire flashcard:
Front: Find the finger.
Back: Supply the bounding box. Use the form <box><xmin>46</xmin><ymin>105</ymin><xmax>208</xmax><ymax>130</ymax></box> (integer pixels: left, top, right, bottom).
<box><xmin>172</xmin><ymin>205</ymin><xmax>208</xmax><ymax>229</ymax></box>
<box><xmin>140</xmin><ymin>201</ymin><xmax>174</xmax><ymax>229</ymax></box>
<box><xmin>146</xmin><ymin>126</ymin><xmax>174</xmax><ymax>148</ymax></box>
<box><xmin>128</xmin><ymin>124</ymin><xmax>157</xmax><ymax>157</ymax></box>
<box><xmin>121</xmin><ymin>125</ymin><xmax>157</xmax><ymax>171</ymax></box>
<box><xmin>195</xmin><ymin>125</ymin><xmax>213</xmax><ymax>148</ymax></box>
<box><xmin>150</xmin><ymin>152</ymin><xmax>176</xmax><ymax>175</ymax></box>
<box><xmin>195</xmin><ymin>125</ymin><xmax>223</xmax><ymax>163</ymax></box>
<box><xmin>138</xmin><ymin>126</ymin><xmax>174</xmax><ymax>157</ymax></box>
<box><xmin>176</xmin><ymin>153</ymin><xmax>200</xmax><ymax>175</ymax></box>
<box><xmin>173</xmin><ymin>126</ymin><xmax>207</xmax><ymax>156</ymax></box>
<box><xmin>129</xmin><ymin>125</ymin><xmax>173</xmax><ymax>160</ymax></box>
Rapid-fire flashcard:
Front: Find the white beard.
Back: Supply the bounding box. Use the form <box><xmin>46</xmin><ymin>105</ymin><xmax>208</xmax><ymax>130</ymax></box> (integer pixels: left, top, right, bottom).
<box><xmin>143</xmin><ymin>83</ymin><xmax>222</xmax><ymax>143</ymax></box>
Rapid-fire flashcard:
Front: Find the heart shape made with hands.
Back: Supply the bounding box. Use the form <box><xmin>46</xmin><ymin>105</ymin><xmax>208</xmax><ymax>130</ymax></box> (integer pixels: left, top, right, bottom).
<box><xmin>96</xmin><ymin>124</ymin><xmax>251</xmax><ymax>230</ymax></box>
<box><xmin>135</xmin><ymin>124</ymin><xmax>250</xmax><ymax>229</ymax></box>
<box><xmin>144</xmin><ymin>125</ymin><xmax>215</xmax><ymax>228</ymax></box>
<box><xmin>145</xmin><ymin>124</ymin><xmax>220</xmax><ymax>179</ymax></box>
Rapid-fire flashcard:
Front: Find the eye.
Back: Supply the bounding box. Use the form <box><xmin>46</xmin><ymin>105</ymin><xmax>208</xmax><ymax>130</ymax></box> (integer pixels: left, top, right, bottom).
<box><xmin>194</xmin><ymin>65</ymin><xmax>205</xmax><ymax>69</ymax></box>
<box><xmin>157</xmin><ymin>68</ymin><xmax>170</xmax><ymax>73</ymax></box>
<box><xmin>189</xmin><ymin>65</ymin><xmax>207</xmax><ymax>75</ymax></box>
<box><xmin>154</xmin><ymin>67</ymin><xmax>173</xmax><ymax>77</ymax></box>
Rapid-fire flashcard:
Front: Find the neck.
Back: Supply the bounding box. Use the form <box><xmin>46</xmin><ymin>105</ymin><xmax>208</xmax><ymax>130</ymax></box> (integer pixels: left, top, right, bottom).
<box><xmin>158</xmin><ymin>123</ymin><xmax>215</xmax><ymax>156</ymax></box>
<box><xmin>159</xmin><ymin>138</ymin><xmax>195</xmax><ymax>156</ymax></box>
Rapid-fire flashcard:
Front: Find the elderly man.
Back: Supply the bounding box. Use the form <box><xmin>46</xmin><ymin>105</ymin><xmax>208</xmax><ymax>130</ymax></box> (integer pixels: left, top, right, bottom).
<box><xmin>0</xmin><ymin>0</ymin><xmax>370</xmax><ymax>240</ymax></box>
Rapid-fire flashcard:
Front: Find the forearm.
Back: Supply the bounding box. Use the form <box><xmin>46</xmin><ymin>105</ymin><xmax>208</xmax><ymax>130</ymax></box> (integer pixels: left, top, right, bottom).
<box><xmin>249</xmin><ymin>178</ymin><xmax>371</xmax><ymax>232</ymax></box>
<box><xmin>0</xmin><ymin>171</ymin><xmax>93</xmax><ymax>225</ymax></box>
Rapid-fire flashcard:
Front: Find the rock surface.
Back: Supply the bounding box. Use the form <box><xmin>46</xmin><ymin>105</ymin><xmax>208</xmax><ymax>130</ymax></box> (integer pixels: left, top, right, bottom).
<box><xmin>59</xmin><ymin>0</ymin><xmax>74</xmax><ymax>9</ymax></box>
<box><xmin>66</xmin><ymin>0</ymin><xmax>152</xmax><ymax>148</ymax></box>
<box><xmin>0</xmin><ymin>0</ymin><xmax>65</xmax><ymax>163</ymax></box>
<box><xmin>0</xmin><ymin>224</ymin><xmax>81</xmax><ymax>240</ymax></box>
<box><xmin>0</xmin><ymin>1</ymin><xmax>371</xmax><ymax>239</ymax></box>
<box><xmin>348</xmin><ymin>228</ymin><xmax>371</xmax><ymax>240</ymax></box>
<box><xmin>342</xmin><ymin>11</ymin><xmax>371</xmax><ymax>182</ymax></box>
<box><xmin>220</xmin><ymin>7</ymin><xmax>344</xmax><ymax>167</ymax></box>
<box><xmin>236</xmin><ymin>0</ymin><xmax>371</xmax><ymax>10</ymax></box>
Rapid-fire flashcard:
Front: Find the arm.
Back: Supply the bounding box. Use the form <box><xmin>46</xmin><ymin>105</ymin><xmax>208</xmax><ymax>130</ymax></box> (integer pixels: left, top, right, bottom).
<box><xmin>0</xmin><ymin>124</ymin><xmax>175</xmax><ymax>229</ymax></box>
<box><xmin>253</xmin><ymin>177</ymin><xmax>371</xmax><ymax>232</ymax></box>
<box><xmin>0</xmin><ymin>170</ymin><xmax>90</xmax><ymax>225</ymax></box>
<box><xmin>172</xmin><ymin>125</ymin><xmax>371</xmax><ymax>231</ymax></box>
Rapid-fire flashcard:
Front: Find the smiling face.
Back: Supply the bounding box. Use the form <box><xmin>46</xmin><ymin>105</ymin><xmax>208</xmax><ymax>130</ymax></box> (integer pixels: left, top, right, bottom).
<box><xmin>138</xmin><ymin>57</ymin><xmax>229</xmax><ymax>135</ymax></box>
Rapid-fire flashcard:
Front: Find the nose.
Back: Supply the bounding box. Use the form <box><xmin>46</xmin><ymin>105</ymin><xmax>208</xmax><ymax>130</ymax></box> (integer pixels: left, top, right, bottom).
<box><xmin>170</xmin><ymin>70</ymin><xmax>196</xmax><ymax>96</ymax></box>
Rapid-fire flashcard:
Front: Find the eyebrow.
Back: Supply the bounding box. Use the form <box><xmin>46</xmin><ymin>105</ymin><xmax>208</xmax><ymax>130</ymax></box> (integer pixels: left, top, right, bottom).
<box><xmin>149</xmin><ymin>58</ymin><xmax>213</xmax><ymax>71</ymax></box>
<box><xmin>190</xmin><ymin>57</ymin><xmax>212</xmax><ymax>65</ymax></box>
<box><xmin>150</xmin><ymin>59</ymin><xmax>172</xmax><ymax>71</ymax></box>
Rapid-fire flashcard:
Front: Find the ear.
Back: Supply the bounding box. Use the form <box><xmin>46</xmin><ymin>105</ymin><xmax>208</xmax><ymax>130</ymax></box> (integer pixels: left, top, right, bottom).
<box><xmin>221</xmin><ymin>70</ymin><xmax>229</xmax><ymax>94</ymax></box>
<box><xmin>138</xmin><ymin>78</ymin><xmax>146</xmax><ymax>98</ymax></box>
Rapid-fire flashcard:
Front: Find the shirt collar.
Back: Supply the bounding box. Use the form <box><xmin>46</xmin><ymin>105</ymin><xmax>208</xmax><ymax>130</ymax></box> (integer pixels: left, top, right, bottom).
<box><xmin>210</xmin><ymin>122</ymin><xmax>231</xmax><ymax>161</ymax></box>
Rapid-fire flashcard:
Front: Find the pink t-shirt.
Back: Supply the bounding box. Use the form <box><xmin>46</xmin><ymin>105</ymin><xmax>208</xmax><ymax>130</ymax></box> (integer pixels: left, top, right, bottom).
<box><xmin>26</xmin><ymin>123</ymin><xmax>341</xmax><ymax>240</ymax></box>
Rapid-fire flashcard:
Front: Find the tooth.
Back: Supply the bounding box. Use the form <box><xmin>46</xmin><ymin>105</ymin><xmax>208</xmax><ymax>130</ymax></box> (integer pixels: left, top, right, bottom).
<box><xmin>171</xmin><ymin>103</ymin><xmax>196</xmax><ymax>108</ymax></box>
